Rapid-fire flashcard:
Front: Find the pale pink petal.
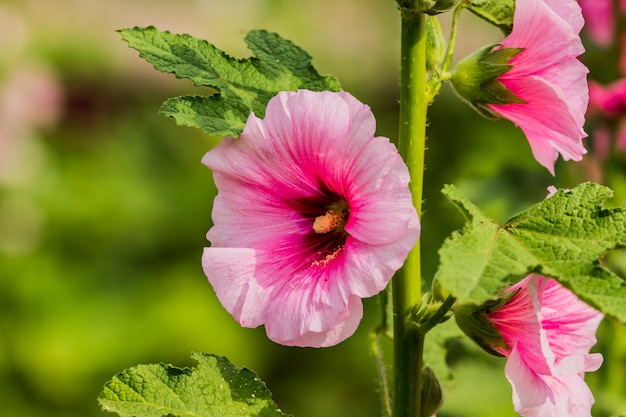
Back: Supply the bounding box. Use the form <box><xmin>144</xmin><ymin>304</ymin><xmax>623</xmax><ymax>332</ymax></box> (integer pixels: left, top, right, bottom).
<box><xmin>263</xmin><ymin>261</ymin><xmax>353</xmax><ymax>344</ymax></box>
<box><xmin>545</xmin><ymin>0</ymin><xmax>585</xmax><ymax>33</ymax></box>
<box><xmin>269</xmin><ymin>296</ymin><xmax>363</xmax><ymax>347</ymax></box>
<box><xmin>505</xmin><ymin>345</ymin><xmax>597</xmax><ymax>417</ymax></box>
<box><xmin>505</xmin><ymin>344</ymin><xmax>556</xmax><ymax>414</ymax></box>
<box><xmin>202</xmin><ymin>247</ymin><xmax>269</xmax><ymax>328</ymax></box>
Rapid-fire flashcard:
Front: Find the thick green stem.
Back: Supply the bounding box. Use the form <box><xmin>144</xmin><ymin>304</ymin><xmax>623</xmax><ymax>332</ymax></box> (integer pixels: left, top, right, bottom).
<box><xmin>393</xmin><ymin>10</ymin><xmax>428</xmax><ymax>417</ymax></box>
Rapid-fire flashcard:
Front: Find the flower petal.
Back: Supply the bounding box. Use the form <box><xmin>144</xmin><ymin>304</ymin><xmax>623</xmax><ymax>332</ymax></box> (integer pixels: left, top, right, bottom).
<box><xmin>488</xmin><ymin>276</ymin><xmax>554</xmax><ymax>375</ymax></box>
<box><xmin>202</xmin><ymin>247</ymin><xmax>269</xmax><ymax>328</ymax></box>
<box><xmin>539</xmin><ymin>279</ymin><xmax>604</xmax><ymax>359</ymax></box>
<box><xmin>503</xmin><ymin>0</ymin><xmax>583</xmax><ymax>77</ymax></box>
<box><xmin>343</xmin><ymin>135</ymin><xmax>418</xmax><ymax>246</ymax></box>
<box><xmin>340</xmin><ymin>222</ymin><xmax>419</xmax><ymax>298</ymax></box>
<box><xmin>489</xmin><ymin>75</ymin><xmax>586</xmax><ymax>174</ymax></box>
<box><xmin>505</xmin><ymin>345</ymin><xmax>597</xmax><ymax>417</ymax></box>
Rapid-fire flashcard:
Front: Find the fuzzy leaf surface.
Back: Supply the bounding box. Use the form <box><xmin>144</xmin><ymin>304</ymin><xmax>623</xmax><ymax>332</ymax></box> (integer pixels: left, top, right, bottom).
<box><xmin>466</xmin><ymin>0</ymin><xmax>515</xmax><ymax>33</ymax></box>
<box><xmin>119</xmin><ymin>26</ymin><xmax>341</xmax><ymax>137</ymax></box>
<box><xmin>437</xmin><ymin>183</ymin><xmax>626</xmax><ymax>323</ymax></box>
<box><xmin>99</xmin><ymin>352</ymin><xmax>291</xmax><ymax>417</ymax></box>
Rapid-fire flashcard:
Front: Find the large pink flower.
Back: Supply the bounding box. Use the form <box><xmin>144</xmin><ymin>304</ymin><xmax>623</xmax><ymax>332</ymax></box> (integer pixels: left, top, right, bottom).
<box><xmin>487</xmin><ymin>275</ymin><xmax>603</xmax><ymax>417</ymax></box>
<box><xmin>488</xmin><ymin>0</ymin><xmax>588</xmax><ymax>175</ymax></box>
<box><xmin>201</xmin><ymin>90</ymin><xmax>419</xmax><ymax>347</ymax></box>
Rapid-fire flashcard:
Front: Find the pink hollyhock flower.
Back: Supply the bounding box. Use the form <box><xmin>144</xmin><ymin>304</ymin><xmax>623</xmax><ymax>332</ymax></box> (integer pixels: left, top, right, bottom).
<box><xmin>201</xmin><ymin>90</ymin><xmax>419</xmax><ymax>347</ymax></box>
<box><xmin>579</xmin><ymin>0</ymin><xmax>613</xmax><ymax>46</ymax></box>
<box><xmin>487</xmin><ymin>0</ymin><xmax>589</xmax><ymax>175</ymax></box>
<box><xmin>487</xmin><ymin>275</ymin><xmax>603</xmax><ymax>417</ymax></box>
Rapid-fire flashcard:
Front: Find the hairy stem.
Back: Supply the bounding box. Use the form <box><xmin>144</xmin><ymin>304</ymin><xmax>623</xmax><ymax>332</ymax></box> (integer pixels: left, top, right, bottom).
<box><xmin>370</xmin><ymin>329</ymin><xmax>393</xmax><ymax>417</ymax></box>
<box><xmin>393</xmin><ymin>9</ymin><xmax>428</xmax><ymax>417</ymax></box>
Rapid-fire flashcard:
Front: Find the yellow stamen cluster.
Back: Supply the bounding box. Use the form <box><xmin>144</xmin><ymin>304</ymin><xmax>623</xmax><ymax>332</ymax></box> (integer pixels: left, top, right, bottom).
<box><xmin>312</xmin><ymin>200</ymin><xmax>349</xmax><ymax>234</ymax></box>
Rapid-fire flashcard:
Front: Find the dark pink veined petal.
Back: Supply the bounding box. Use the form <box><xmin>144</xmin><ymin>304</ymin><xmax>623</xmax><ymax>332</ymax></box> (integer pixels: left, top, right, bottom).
<box><xmin>539</xmin><ymin>279</ymin><xmax>604</xmax><ymax>359</ymax></box>
<box><xmin>488</xmin><ymin>276</ymin><xmax>554</xmax><ymax>375</ymax></box>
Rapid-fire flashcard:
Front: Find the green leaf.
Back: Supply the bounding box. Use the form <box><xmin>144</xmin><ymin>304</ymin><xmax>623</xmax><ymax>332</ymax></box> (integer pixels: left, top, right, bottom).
<box><xmin>99</xmin><ymin>352</ymin><xmax>291</xmax><ymax>417</ymax></box>
<box><xmin>436</xmin><ymin>183</ymin><xmax>626</xmax><ymax>324</ymax></box>
<box><xmin>423</xmin><ymin>316</ymin><xmax>464</xmax><ymax>390</ymax></box>
<box><xmin>465</xmin><ymin>0</ymin><xmax>515</xmax><ymax>34</ymax></box>
<box><xmin>119</xmin><ymin>26</ymin><xmax>341</xmax><ymax>137</ymax></box>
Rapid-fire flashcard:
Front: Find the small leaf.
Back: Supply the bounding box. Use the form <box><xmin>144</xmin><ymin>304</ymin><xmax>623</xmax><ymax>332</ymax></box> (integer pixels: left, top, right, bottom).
<box><xmin>119</xmin><ymin>26</ymin><xmax>341</xmax><ymax>137</ymax></box>
<box><xmin>437</xmin><ymin>183</ymin><xmax>626</xmax><ymax>324</ymax></box>
<box><xmin>99</xmin><ymin>352</ymin><xmax>291</xmax><ymax>417</ymax></box>
<box><xmin>465</xmin><ymin>0</ymin><xmax>515</xmax><ymax>34</ymax></box>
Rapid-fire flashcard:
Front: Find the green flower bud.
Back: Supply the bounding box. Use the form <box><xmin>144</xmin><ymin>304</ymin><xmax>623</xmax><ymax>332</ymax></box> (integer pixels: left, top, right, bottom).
<box><xmin>396</xmin><ymin>0</ymin><xmax>458</xmax><ymax>15</ymax></box>
<box><xmin>450</xmin><ymin>44</ymin><xmax>525</xmax><ymax>119</ymax></box>
<box><xmin>420</xmin><ymin>367</ymin><xmax>443</xmax><ymax>417</ymax></box>
<box><xmin>426</xmin><ymin>0</ymin><xmax>460</xmax><ymax>15</ymax></box>
<box><xmin>425</xmin><ymin>16</ymin><xmax>445</xmax><ymax>71</ymax></box>
<box><xmin>454</xmin><ymin>300</ymin><xmax>509</xmax><ymax>356</ymax></box>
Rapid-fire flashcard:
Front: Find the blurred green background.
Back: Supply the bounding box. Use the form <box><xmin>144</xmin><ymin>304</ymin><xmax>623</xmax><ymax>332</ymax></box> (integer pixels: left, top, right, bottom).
<box><xmin>0</xmin><ymin>0</ymin><xmax>624</xmax><ymax>416</ymax></box>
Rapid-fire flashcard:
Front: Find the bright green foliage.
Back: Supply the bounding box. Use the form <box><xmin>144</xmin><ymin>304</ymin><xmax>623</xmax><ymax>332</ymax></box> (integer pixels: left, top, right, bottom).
<box><xmin>437</xmin><ymin>183</ymin><xmax>626</xmax><ymax>324</ymax></box>
<box><xmin>465</xmin><ymin>0</ymin><xmax>515</xmax><ymax>33</ymax></box>
<box><xmin>99</xmin><ymin>352</ymin><xmax>291</xmax><ymax>417</ymax></box>
<box><xmin>119</xmin><ymin>27</ymin><xmax>341</xmax><ymax>137</ymax></box>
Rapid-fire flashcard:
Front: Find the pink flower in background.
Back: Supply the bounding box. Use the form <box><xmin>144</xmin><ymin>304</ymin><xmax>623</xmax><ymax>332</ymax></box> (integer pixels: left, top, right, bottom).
<box><xmin>202</xmin><ymin>90</ymin><xmax>419</xmax><ymax>347</ymax></box>
<box><xmin>579</xmin><ymin>0</ymin><xmax>613</xmax><ymax>46</ymax></box>
<box><xmin>488</xmin><ymin>0</ymin><xmax>588</xmax><ymax>175</ymax></box>
<box><xmin>588</xmin><ymin>80</ymin><xmax>626</xmax><ymax>159</ymax></box>
<box><xmin>589</xmin><ymin>79</ymin><xmax>626</xmax><ymax>117</ymax></box>
<box><xmin>487</xmin><ymin>275</ymin><xmax>603</xmax><ymax>417</ymax></box>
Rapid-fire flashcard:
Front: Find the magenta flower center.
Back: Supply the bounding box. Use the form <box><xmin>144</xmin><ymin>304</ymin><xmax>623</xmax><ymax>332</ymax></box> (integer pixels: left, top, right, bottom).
<box><xmin>288</xmin><ymin>184</ymin><xmax>350</xmax><ymax>267</ymax></box>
